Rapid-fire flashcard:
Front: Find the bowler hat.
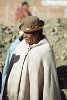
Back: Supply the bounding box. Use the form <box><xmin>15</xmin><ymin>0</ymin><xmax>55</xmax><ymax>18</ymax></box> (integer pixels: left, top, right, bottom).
<box><xmin>19</xmin><ymin>16</ymin><xmax>44</xmax><ymax>32</ymax></box>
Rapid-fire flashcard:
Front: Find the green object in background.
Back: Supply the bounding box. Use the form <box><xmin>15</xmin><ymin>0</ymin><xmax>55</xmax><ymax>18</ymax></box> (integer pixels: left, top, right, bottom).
<box><xmin>27</xmin><ymin>0</ymin><xmax>32</xmax><ymax>2</ymax></box>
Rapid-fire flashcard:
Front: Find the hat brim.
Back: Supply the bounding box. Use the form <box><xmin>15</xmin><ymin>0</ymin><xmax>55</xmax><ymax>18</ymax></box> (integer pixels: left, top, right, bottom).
<box><xmin>19</xmin><ymin>20</ymin><xmax>44</xmax><ymax>33</ymax></box>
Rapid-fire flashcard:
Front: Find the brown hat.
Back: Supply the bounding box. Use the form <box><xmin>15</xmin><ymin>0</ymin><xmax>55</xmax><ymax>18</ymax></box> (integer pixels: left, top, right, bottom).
<box><xmin>19</xmin><ymin>16</ymin><xmax>44</xmax><ymax>33</ymax></box>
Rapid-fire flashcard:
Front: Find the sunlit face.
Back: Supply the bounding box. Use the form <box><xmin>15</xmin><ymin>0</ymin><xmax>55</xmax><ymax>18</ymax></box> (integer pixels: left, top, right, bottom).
<box><xmin>23</xmin><ymin>32</ymin><xmax>38</xmax><ymax>45</ymax></box>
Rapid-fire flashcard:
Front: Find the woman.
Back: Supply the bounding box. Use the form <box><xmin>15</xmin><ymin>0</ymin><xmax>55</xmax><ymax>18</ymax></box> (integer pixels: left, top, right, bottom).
<box><xmin>15</xmin><ymin>1</ymin><xmax>31</xmax><ymax>24</ymax></box>
<box><xmin>2</xmin><ymin>16</ymin><xmax>61</xmax><ymax>100</ymax></box>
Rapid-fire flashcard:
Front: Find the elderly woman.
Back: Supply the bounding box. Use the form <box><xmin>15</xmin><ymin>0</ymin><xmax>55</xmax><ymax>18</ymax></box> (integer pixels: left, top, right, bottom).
<box><xmin>2</xmin><ymin>16</ymin><xmax>61</xmax><ymax>100</ymax></box>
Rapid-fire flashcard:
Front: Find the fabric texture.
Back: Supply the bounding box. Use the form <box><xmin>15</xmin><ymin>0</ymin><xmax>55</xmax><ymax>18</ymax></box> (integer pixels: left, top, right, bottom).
<box><xmin>0</xmin><ymin>38</ymin><xmax>21</xmax><ymax>100</ymax></box>
<box><xmin>3</xmin><ymin>38</ymin><xmax>61</xmax><ymax>100</ymax></box>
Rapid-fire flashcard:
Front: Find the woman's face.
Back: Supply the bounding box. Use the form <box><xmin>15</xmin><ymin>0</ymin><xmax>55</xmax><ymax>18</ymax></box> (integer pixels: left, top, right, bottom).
<box><xmin>22</xmin><ymin>5</ymin><xmax>29</xmax><ymax>11</ymax></box>
<box><xmin>23</xmin><ymin>32</ymin><xmax>38</xmax><ymax>45</ymax></box>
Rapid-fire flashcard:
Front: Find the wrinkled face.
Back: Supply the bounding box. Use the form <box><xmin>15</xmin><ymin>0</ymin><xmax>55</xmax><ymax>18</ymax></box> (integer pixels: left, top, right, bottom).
<box><xmin>23</xmin><ymin>32</ymin><xmax>38</xmax><ymax>45</ymax></box>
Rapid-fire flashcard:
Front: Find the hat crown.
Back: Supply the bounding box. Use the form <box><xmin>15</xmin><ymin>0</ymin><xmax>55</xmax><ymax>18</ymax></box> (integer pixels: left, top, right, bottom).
<box><xmin>23</xmin><ymin>16</ymin><xmax>39</xmax><ymax>28</ymax></box>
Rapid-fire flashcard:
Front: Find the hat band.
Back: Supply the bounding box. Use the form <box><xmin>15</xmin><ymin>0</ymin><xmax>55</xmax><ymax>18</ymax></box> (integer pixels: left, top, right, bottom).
<box><xmin>22</xmin><ymin>25</ymin><xmax>42</xmax><ymax>32</ymax></box>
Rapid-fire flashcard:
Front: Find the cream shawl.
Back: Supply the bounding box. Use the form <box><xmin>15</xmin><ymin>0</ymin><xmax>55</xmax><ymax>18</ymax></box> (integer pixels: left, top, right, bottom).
<box><xmin>3</xmin><ymin>38</ymin><xmax>61</xmax><ymax>100</ymax></box>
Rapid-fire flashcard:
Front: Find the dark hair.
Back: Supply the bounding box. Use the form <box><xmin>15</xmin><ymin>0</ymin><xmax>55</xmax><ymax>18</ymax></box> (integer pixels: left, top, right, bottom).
<box><xmin>37</xmin><ymin>29</ymin><xmax>45</xmax><ymax>40</ymax></box>
<box><xmin>22</xmin><ymin>1</ymin><xmax>29</xmax><ymax>7</ymax></box>
<box><xmin>32</xmin><ymin>29</ymin><xmax>45</xmax><ymax>40</ymax></box>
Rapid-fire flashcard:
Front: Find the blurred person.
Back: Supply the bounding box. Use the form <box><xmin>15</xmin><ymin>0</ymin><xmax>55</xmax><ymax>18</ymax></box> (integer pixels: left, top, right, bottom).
<box><xmin>2</xmin><ymin>16</ymin><xmax>61</xmax><ymax>100</ymax></box>
<box><xmin>15</xmin><ymin>1</ymin><xmax>31</xmax><ymax>24</ymax></box>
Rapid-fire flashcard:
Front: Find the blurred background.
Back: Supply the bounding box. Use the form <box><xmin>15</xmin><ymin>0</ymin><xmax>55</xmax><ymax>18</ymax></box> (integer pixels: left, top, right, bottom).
<box><xmin>0</xmin><ymin>0</ymin><xmax>67</xmax><ymax>25</ymax></box>
<box><xmin>0</xmin><ymin>0</ymin><xmax>67</xmax><ymax>99</ymax></box>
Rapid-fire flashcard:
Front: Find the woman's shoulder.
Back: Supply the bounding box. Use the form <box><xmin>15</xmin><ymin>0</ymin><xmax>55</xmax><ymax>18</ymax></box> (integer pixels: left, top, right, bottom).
<box><xmin>41</xmin><ymin>38</ymin><xmax>52</xmax><ymax>52</ymax></box>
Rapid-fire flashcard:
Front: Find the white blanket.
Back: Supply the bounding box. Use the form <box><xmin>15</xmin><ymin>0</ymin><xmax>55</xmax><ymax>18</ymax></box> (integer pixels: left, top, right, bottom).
<box><xmin>3</xmin><ymin>38</ymin><xmax>61</xmax><ymax>100</ymax></box>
